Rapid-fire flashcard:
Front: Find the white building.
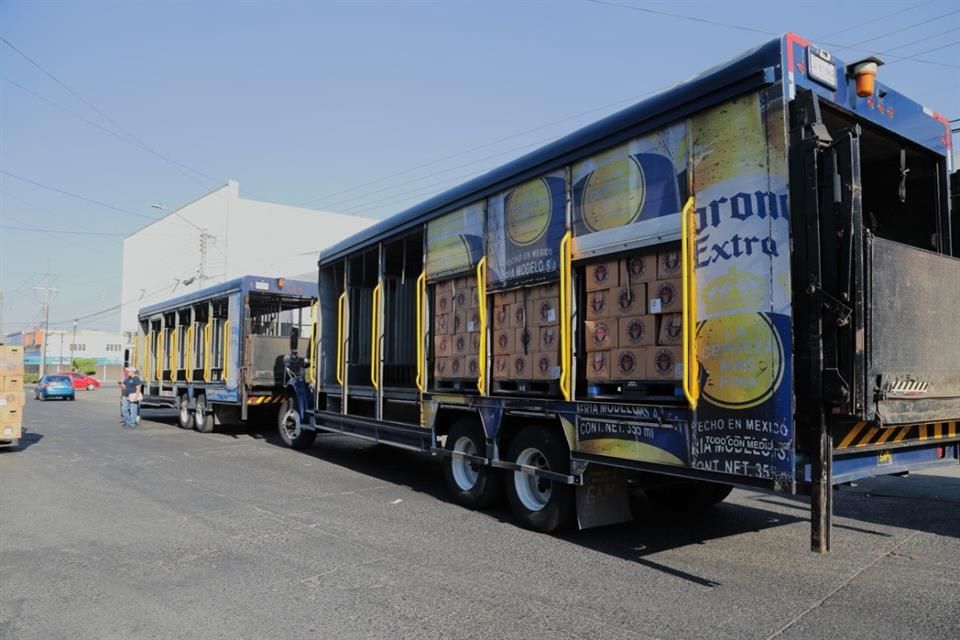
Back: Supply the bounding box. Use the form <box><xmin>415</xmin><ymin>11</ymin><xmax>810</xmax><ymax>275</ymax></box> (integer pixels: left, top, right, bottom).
<box><xmin>121</xmin><ymin>180</ymin><xmax>373</xmax><ymax>333</ymax></box>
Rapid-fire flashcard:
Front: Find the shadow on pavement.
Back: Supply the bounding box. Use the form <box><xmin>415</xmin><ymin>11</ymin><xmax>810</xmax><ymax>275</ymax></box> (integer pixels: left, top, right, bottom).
<box><xmin>1</xmin><ymin>431</ymin><xmax>44</xmax><ymax>452</ymax></box>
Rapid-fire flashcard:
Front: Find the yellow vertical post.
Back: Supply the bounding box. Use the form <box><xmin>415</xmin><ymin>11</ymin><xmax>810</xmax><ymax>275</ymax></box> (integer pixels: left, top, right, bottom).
<box><xmin>185</xmin><ymin>326</ymin><xmax>194</xmax><ymax>382</ymax></box>
<box><xmin>681</xmin><ymin>196</ymin><xmax>699</xmax><ymax>409</ymax></box>
<box><xmin>415</xmin><ymin>272</ymin><xmax>426</xmax><ymax>393</ymax></box>
<box><xmin>203</xmin><ymin>323</ymin><xmax>212</xmax><ymax>382</ymax></box>
<box><xmin>155</xmin><ymin>331</ymin><xmax>163</xmax><ymax>381</ymax></box>
<box><xmin>222</xmin><ymin>320</ymin><xmax>230</xmax><ymax>381</ymax></box>
<box><xmin>476</xmin><ymin>259</ymin><xmax>487</xmax><ymax>395</ymax></box>
<box><xmin>558</xmin><ymin>232</ymin><xmax>572</xmax><ymax>401</ymax></box>
<box><xmin>370</xmin><ymin>283</ymin><xmax>381</xmax><ymax>390</ymax></box>
<box><xmin>336</xmin><ymin>293</ymin><xmax>346</xmax><ymax>385</ymax></box>
<box><xmin>306</xmin><ymin>302</ymin><xmax>318</xmax><ymax>385</ymax></box>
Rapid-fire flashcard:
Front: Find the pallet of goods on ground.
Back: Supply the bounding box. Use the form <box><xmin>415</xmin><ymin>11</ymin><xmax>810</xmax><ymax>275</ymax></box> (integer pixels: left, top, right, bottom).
<box><xmin>0</xmin><ymin>345</ymin><xmax>24</xmax><ymax>447</ymax></box>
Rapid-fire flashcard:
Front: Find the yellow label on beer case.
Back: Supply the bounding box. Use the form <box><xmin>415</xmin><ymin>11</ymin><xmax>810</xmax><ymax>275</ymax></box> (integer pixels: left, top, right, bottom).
<box><xmin>581</xmin><ymin>155</ymin><xmax>645</xmax><ymax>232</ymax></box>
<box><xmin>697</xmin><ymin>313</ymin><xmax>784</xmax><ymax>410</ymax></box>
<box><xmin>505</xmin><ymin>178</ymin><xmax>552</xmax><ymax>246</ymax></box>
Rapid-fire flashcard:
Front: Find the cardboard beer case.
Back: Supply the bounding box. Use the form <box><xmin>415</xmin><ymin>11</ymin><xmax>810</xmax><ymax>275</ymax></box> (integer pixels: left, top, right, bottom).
<box><xmin>534</xmin><ymin>282</ymin><xmax>559</xmax><ymax>299</ymax></box>
<box><xmin>612</xmin><ymin>348</ymin><xmax>644</xmax><ymax>380</ymax></box>
<box><xmin>585</xmin><ymin>351</ymin><xmax>610</xmax><ymax>381</ymax></box>
<box><xmin>509</xmin><ymin>301</ymin><xmax>528</xmax><ymax>329</ymax></box>
<box><xmin>434</xmin><ymin>357</ymin><xmax>451</xmax><ymax>379</ymax></box>
<box><xmin>435</xmin><ymin>314</ymin><xmax>452</xmax><ymax>336</ymax></box>
<box><xmin>448</xmin><ymin>356</ymin><xmax>467</xmax><ymax>379</ymax></box>
<box><xmin>493</xmin><ymin>329</ymin><xmax>515</xmax><ymax>356</ymax></box>
<box><xmin>435</xmin><ymin>285</ymin><xmax>453</xmax><ymax>316</ymax></box>
<box><xmin>493</xmin><ymin>290</ymin><xmax>517</xmax><ymax>307</ymax></box>
<box><xmin>451</xmin><ymin>311</ymin><xmax>465</xmax><ymax>334</ymax></box>
<box><xmin>585</xmin><ymin>289</ymin><xmax>612</xmax><ymax>320</ymax></box>
<box><xmin>585</xmin><ymin>261</ymin><xmax>619</xmax><ymax>292</ymax></box>
<box><xmin>464</xmin><ymin>309</ymin><xmax>481</xmax><ymax>333</ymax></box>
<box><xmin>0</xmin><ymin>346</ymin><xmax>24</xmax><ymax>376</ymax></box>
<box><xmin>537</xmin><ymin>326</ymin><xmax>559</xmax><ymax>353</ymax></box>
<box><xmin>493</xmin><ymin>304</ymin><xmax>510</xmax><ymax>330</ymax></box>
<box><xmin>465</xmin><ymin>355</ymin><xmax>480</xmax><ymax>379</ymax></box>
<box><xmin>0</xmin><ymin>391</ymin><xmax>25</xmax><ymax>409</ymax></box>
<box><xmin>647</xmin><ymin>346</ymin><xmax>682</xmax><ymax>380</ymax></box>
<box><xmin>0</xmin><ymin>406</ymin><xmax>23</xmax><ymax>426</ymax></box>
<box><xmin>493</xmin><ymin>355</ymin><xmax>511</xmax><ymax>379</ymax></box>
<box><xmin>531</xmin><ymin>297</ymin><xmax>559</xmax><ymax>327</ymax></box>
<box><xmin>614</xmin><ymin>284</ymin><xmax>647</xmax><ymax>316</ymax></box>
<box><xmin>621</xmin><ymin>252</ymin><xmax>656</xmax><ymax>283</ymax></box>
<box><xmin>584</xmin><ymin>320</ymin><xmax>617</xmax><ymax>351</ymax></box>
<box><xmin>657</xmin><ymin>249</ymin><xmax>682</xmax><ymax>279</ymax></box>
<box><xmin>510</xmin><ymin>354</ymin><xmax>532</xmax><ymax>379</ymax></box>
<box><xmin>532</xmin><ymin>352</ymin><xmax>561</xmax><ymax>380</ymax></box>
<box><xmin>649</xmin><ymin>279</ymin><xmax>682</xmax><ymax>314</ymax></box>
<box><xmin>657</xmin><ymin>313</ymin><xmax>683</xmax><ymax>346</ymax></box>
<box><xmin>435</xmin><ymin>334</ymin><xmax>452</xmax><ymax>358</ymax></box>
<box><xmin>618</xmin><ymin>315</ymin><xmax>656</xmax><ymax>348</ymax></box>
<box><xmin>0</xmin><ymin>375</ymin><xmax>24</xmax><ymax>392</ymax></box>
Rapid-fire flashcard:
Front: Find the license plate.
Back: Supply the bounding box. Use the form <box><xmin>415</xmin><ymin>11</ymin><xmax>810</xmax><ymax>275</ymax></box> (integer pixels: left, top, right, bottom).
<box><xmin>807</xmin><ymin>46</ymin><xmax>837</xmax><ymax>89</ymax></box>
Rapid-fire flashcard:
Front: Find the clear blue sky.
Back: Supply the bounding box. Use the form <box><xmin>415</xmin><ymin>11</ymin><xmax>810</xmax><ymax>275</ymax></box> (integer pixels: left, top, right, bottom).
<box><xmin>1</xmin><ymin>0</ymin><xmax>957</xmax><ymax>334</ymax></box>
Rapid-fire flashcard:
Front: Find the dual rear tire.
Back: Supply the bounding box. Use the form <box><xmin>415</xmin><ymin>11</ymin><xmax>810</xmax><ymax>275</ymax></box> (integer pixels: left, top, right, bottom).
<box><xmin>442</xmin><ymin>421</ymin><xmax>574</xmax><ymax>533</ymax></box>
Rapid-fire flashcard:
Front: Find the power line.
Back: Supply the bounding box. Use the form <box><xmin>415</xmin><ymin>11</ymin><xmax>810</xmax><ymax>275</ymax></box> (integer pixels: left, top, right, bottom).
<box><xmin>873</xmin><ymin>26</ymin><xmax>960</xmax><ymax>56</ymax></box>
<box><xmin>580</xmin><ymin>0</ymin><xmax>960</xmax><ymax>69</ymax></box>
<box><xmin>814</xmin><ymin>0</ymin><xmax>939</xmax><ymax>40</ymax></box>
<box><xmin>830</xmin><ymin>7</ymin><xmax>960</xmax><ymax>52</ymax></box>
<box><xmin>299</xmin><ymin>79</ymin><xmax>682</xmax><ymax>210</ymax></box>
<box><xmin>0</xmin><ymin>170</ymin><xmax>158</xmax><ymax>220</ymax></box>
<box><xmin>0</xmin><ymin>35</ymin><xmax>219</xmax><ymax>194</ymax></box>
<box><xmin>0</xmin><ymin>224</ymin><xmax>128</xmax><ymax>237</ymax></box>
<box><xmin>887</xmin><ymin>38</ymin><xmax>960</xmax><ymax>63</ymax></box>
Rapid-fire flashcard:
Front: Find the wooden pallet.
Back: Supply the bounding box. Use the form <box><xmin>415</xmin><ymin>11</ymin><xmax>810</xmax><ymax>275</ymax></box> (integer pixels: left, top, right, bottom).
<box><xmin>583</xmin><ymin>379</ymin><xmax>684</xmax><ymax>402</ymax></box>
<box><xmin>433</xmin><ymin>378</ymin><xmax>480</xmax><ymax>393</ymax></box>
<box><xmin>491</xmin><ymin>378</ymin><xmax>561</xmax><ymax>397</ymax></box>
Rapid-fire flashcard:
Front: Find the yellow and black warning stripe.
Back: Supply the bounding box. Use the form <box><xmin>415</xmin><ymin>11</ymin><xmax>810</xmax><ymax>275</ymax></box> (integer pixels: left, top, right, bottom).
<box><xmin>836</xmin><ymin>421</ymin><xmax>958</xmax><ymax>450</ymax></box>
<box><xmin>247</xmin><ymin>394</ymin><xmax>285</xmax><ymax>405</ymax></box>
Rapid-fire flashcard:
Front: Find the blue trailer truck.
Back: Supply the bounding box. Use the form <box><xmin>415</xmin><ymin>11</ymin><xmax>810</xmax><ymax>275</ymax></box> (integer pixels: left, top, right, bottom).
<box><xmin>280</xmin><ymin>34</ymin><xmax>953</xmax><ymax>551</ymax></box>
<box><xmin>135</xmin><ymin>276</ymin><xmax>317</xmax><ymax>433</ymax></box>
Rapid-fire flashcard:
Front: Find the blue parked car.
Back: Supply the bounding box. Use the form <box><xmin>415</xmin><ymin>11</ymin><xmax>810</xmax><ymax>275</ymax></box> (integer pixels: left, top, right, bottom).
<box><xmin>35</xmin><ymin>374</ymin><xmax>76</xmax><ymax>401</ymax></box>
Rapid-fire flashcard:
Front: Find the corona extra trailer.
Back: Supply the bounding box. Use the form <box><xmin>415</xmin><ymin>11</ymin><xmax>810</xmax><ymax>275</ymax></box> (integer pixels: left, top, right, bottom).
<box><xmin>135</xmin><ymin>276</ymin><xmax>317</xmax><ymax>432</ymax></box>
<box><xmin>278</xmin><ymin>34</ymin><xmax>956</xmax><ymax>551</ymax></box>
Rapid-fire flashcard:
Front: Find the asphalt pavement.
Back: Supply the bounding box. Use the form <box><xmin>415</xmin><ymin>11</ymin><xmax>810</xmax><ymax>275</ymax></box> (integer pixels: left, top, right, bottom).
<box><xmin>1</xmin><ymin>390</ymin><xmax>958</xmax><ymax>640</ymax></box>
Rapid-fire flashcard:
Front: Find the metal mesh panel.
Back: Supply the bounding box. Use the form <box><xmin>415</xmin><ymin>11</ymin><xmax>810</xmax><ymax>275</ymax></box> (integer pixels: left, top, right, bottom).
<box><xmin>870</xmin><ymin>237</ymin><xmax>960</xmax><ymax>375</ymax></box>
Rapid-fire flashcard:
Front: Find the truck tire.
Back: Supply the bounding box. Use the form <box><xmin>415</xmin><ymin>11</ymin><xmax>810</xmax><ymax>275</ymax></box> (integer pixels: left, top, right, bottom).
<box><xmin>278</xmin><ymin>397</ymin><xmax>316</xmax><ymax>450</ymax></box>
<box><xmin>194</xmin><ymin>394</ymin><xmax>215</xmax><ymax>433</ymax></box>
<box><xmin>178</xmin><ymin>395</ymin><xmax>194</xmax><ymax>430</ymax></box>
<box><xmin>504</xmin><ymin>425</ymin><xmax>575</xmax><ymax>532</ymax></box>
<box><xmin>442</xmin><ymin>418</ymin><xmax>502</xmax><ymax>509</ymax></box>
<box><xmin>644</xmin><ymin>481</ymin><xmax>733</xmax><ymax>513</ymax></box>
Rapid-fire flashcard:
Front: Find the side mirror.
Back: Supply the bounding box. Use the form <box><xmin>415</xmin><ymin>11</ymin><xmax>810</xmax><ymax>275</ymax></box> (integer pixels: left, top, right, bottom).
<box><xmin>289</xmin><ymin>327</ymin><xmax>300</xmax><ymax>352</ymax></box>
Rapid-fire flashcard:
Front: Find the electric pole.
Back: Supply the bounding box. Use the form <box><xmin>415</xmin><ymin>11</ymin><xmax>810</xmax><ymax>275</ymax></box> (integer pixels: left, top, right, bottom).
<box><xmin>72</xmin><ymin>318</ymin><xmax>78</xmax><ymax>370</ymax></box>
<box><xmin>33</xmin><ymin>278</ymin><xmax>58</xmax><ymax>378</ymax></box>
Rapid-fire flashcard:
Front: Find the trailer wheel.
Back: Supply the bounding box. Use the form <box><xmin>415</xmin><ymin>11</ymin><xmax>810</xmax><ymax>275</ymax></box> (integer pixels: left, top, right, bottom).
<box><xmin>442</xmin><ymin>419</ymin><xmax>502</xmax><ymax>509</ymax></box>
<box><xmin>644</xmin><ymin>481</ymin><xmax>733</xmax><ymax>513</ymax></box>
<box><xmin>194</xmin><ymin>394</ymin><xmax>215</xmax><ymax>433</ymax></box>
<box><xmin>177</xmin><ymin>395</ymin><xmax>194</xmax><ymax>430</ymax></box>
<box><xmin>504</xmin><ymin>426</ymin><xmax>575</xmax><ymax>532</ymax></box>
<box><xmin>278</xmin><ymin>397</ymin><xmax>316</xmax><ymax>450</ymax></box>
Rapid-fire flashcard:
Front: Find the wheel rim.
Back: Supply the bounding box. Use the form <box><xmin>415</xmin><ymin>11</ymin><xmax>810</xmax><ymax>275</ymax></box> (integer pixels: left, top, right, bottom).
<box><xmin>281</xmin><ymin>407</ymin><xmax>301</xmax><ymax>440</ymax></box>
<box><xmin>179</xmin><ymin>399</ymin><xmax>190</xmax><ymax>425</ymax></box>
<box><xmin>450</xmin><ymin>436</ymin><xmax>479</xmax><ymax>491</ymax></box>
<box><xmin>87</xmin><ymin>384</ymin><xmax>94</xmax><ymax>391</ymax></box>
<box><xmin>514</xmin><ymin>447</ymin><xmax>552</xmax><ymax>512</ymax></box>
<box><xmin>195</xmin><ymin>397</ymin><xmax>206</xmax><ymax>421</ymax></box>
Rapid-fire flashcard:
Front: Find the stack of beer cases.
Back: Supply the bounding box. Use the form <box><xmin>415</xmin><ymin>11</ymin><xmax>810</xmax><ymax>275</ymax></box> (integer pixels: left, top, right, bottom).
<box><xmin>433</xmin><ymin>274</ymin><xmax>480</xmax><ymax>381</ymax></box>
<box><xmin>0</xmin><ymin>345</ymin><xmax>25</xmax><ymax>444</ymax></box>
<box><xmin>584</xmin><ymin>248</ymin><xmax>683</xmax><ymax>383</ymax></box>
<box><xmin>492</xmin><ymin>282</ymin><xmax>560</xmax><ymax>382</ymax></box>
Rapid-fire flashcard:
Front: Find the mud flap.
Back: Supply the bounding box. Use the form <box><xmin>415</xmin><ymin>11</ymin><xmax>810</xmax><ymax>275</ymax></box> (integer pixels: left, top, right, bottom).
<box><xmin>575</xmin><ymin>465</ymin><xmax>632</xmax><ymax>529</ymax></box>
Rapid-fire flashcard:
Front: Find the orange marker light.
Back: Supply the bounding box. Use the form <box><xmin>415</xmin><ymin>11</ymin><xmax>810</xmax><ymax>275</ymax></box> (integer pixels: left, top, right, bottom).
<box><xmin>849</xmin><ymin>56</ymin><xmax>884</xmax><ymax>98</ymax></box>
<box><xmin>276</xmin><ymin>278</ymin><xmax>285</xmax><ymax>289</ymax></box>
